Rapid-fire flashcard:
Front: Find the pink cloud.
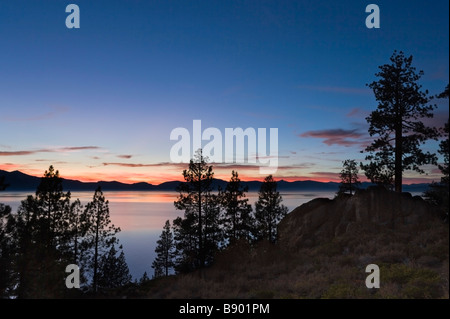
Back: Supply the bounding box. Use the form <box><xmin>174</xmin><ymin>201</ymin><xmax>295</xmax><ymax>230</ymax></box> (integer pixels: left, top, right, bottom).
<box><xmin>0</xmin><ymin>150</ymin><xmax>37</xmax><ymax>156</ymax></box>
<box><xmin>346</xmin><ymin>108</ymin><xmax>370</xmax><ymax>119</ymax></box>
<box><xmin>0</xmin><ymin>146</ymin><xmax>101</xmax><ymax>156</ymax></box>
<box><xmin>300</xmin><ymin>129</ymin><xmax>367</xmax><ymax>147</ymax></box>
<box><xmin>102</xmin><ymin>162</ymin><xmax>187</xmax><ymax>169</ymax></box>
<box><xmin>3</xmin><ymin>106</ymin><xmax>69</xmax><ymax>122</ymax></box>
<box><xmin>59</xmin><ymin>146</ymin><xmax>100</xmax><ymax>152</ymax></box>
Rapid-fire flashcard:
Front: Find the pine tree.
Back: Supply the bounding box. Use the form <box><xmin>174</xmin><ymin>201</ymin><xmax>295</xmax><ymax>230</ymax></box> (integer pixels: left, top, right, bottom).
<box><xmin>254</xmin><ymin>175</ymin><xmax>288</xmax><ymax>243</ymax></box>
<box><xmin>439</xmin><ymin>120</ymin><xmax>449</xmax><ymax>186</ymax></box>
<box><xmin>14</xmin><ymin>166</ymin><xmax>72</xmax><ymax>298</ymax></box>
<box><xmin>0</xmin><ymin>177</ymin><xmax>15</xmax><ymax>298</ymax></box>
<box><xmin>437</xmin><ymin>85</ymin><xmax>449</xmax><ymax>186</ymax></box>
<box><xmin>172</xmin><ymin>214</ymin><xmax>198</xmax><ymax>273</ymax></box>
<box><xmin>97</xmin><ymin>245</ymin><xmax>132</xmax><ymax>290</ymax></box>
<box><xmin>15</xmin><ymin>195</ymin><xmax>39</xmax><ymax>298</ymax></box>
<box><xmin>67</xmin><ymin>199</ymin><xmax>85</xmax><ymax>264</ymax></box>
<box><xmin>152</xmin><ymin>220</ymin><xmax>175</xmax><ymax>277</ymax></box>
<box><xmin>139</xmin><ymin>271</ymin><xmax>150</xmax><ymax>283</ymax></box>
<box><xmin>83</xmin><ymin>186</ymin><xmax>120</xmax><ymax>294</ymax></box>
<box><xmin>2</xmin><ymin>167</ymin><xmax>127</xmax><ymax>297</ymax></box>
<box><xmin>220</xmin><ymin>171</ymin><xmax>254</xmax><ymax>243</ymax></box>
<box><xmin>361</xmin><ymin>156</ymin><xmax>395</xmax><ymax>190</ymax></box>
<box><xmin>203</xmin><ymin>191</ymin><xmax>223</xmax><ymax>264</ymax></box>
<box><xmin>173</xmin><ymin>149</ymin><xmax>220</xmax><ymax>272</ymax></box>
<box><xmin>35</xmin><ymin>166</ymin><xmax>72</xmax><ymax>250</ymax></box>
<box><xmin>423</xmin><ymin>85</ymin><xmax>449</xmax><ymax>216</ymax></box>
<box><xmin>115</xmin><ymin>249</ymin><xmax>132</xmax><ymax>286</ymax></box>
<box><xmin>64</xmin><ymin>198</ymin><xmax>92</xmax><ymax>288</ymax></box>
<box><xmin>337</xmin><ymin>160</ymin><xmax>361</xmax><ymax>196</ymax></box>
<box><xmin>362</xmin><ymin>51</ymin><xmax>439</xmax><ymax>192</ymax></box>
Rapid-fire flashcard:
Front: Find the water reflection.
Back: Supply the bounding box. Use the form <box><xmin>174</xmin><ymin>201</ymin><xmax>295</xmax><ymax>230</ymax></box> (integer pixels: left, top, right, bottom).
<box><xmin>0</xmin><ymin>190</ymin><xmax>335</xmax><ymax>279</ymax></box>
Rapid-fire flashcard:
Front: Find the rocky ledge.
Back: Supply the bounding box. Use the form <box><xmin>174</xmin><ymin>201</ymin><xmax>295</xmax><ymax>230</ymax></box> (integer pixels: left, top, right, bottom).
<box><xmin>278</xmin><ymin>186</ymin><xmax>445</xmax><ymax>250</ymax></box>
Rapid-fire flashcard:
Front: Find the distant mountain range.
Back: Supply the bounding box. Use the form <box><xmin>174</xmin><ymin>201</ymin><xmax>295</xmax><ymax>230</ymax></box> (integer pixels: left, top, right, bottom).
<box><xmin>0</xmin><ymin>169</ymin><xmax>431</xmax><ymax>193</ymax></box>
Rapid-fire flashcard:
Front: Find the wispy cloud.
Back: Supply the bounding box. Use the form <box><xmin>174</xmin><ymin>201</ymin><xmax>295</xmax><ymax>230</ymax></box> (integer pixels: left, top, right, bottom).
<box><xmin>298</xmin><ymin>85</ymin><xmax>371</xmax><ymax>95</ymax></box>
<box><xmin>431</xmin><ymin>167</ymin><xmax>443</xmax><ymax>174</ymax></box>
<box><xmin>300</xmin><ymin>128</ymin><xmax>366</xmax><ymax>147</ymax></box>
<box><xmin>275</xmin><ymin>171</ymin><xmax>342</xmax><ymax>183</ymax></box>
<box><xmin>59</xmin><ymin>146</ymin><xmax>100</xmax><ymax>152</ymax></box>
<box><xmin>308</xmin><ymin>172</ymin><xmax>339</xmax><ymax>181</ymax></box>
<box><xmin>3</xmin><ymin>106</ymin><xmax>69</xmax><ymax>122</ymax></box>
<box><xmin>117</xmin><ymin>155</ymin><xmax>133</xmax><ymax>159</ymax></box>
<box><xmin>214</xmin><ymin>162</ymin><xmax>315</xmax><ymax>171</ymax></box>
<box><xmin>256</xmin><ymin>155</ymin><xmax>290</xmax><ymax>160</ymax></box>
<box><xmin>0</xmin><ymin>146</ymin><xmax>101</xmax><ymax>156</ymax></box>
<box><xmin>34</xmin><ymin>159</ymin><xmax>68</xmax><ymax>164</ymax></box>
<box><xmin>101</xmin><ymin>161</ymin><xmax>315</xmax><ymax>172</ymax></box>
<box><xmin>102</xmin><ymin>162</ymin><xmax>153</xmax><ymax>168</ymax></box>
<box><xmin>0</xmin><ymin>150</ymin><xmax>37</xmax><ymax>156</ymax></box>
<box><xmin>346</xmin><ymin>107</ymin><xmax>370</xmax><ymax>118</ymax></box>
<box><xmin>102</xmin><ymin>162</ymin><xmax>187</xmax><ymax>169</ymax></box>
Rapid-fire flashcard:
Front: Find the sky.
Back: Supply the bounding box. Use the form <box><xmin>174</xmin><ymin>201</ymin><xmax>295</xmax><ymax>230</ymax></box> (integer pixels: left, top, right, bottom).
<box><xmin>0</xmin><ymin>0</ymin><xmax>448</xmax><ymax>185</ymax></box>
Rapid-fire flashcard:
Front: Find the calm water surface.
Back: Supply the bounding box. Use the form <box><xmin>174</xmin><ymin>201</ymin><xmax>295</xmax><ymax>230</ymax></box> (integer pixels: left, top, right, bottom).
<box><xmin>0</xmin><ymin>190</ymin><xmax>335</xmax><ymax>280</ymax></box>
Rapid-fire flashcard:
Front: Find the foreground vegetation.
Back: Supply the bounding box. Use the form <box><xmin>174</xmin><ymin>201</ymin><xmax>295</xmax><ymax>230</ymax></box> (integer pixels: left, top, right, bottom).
<box><xmin>129</xmin><ymin>213</ymin><xmax>448</xmax><ymax>299</ymax></box>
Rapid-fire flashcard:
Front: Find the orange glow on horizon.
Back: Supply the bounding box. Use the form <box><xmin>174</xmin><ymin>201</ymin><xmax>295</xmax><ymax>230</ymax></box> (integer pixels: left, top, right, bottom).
<box><xmin>2</xmin><ymin>166</ymin><xmax>437</xmax><ymax>186</ymax></box>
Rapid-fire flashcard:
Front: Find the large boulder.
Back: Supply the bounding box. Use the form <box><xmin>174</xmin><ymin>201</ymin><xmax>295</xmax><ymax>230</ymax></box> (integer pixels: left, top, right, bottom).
<box><xmin>278</xmin><ymin>186</ymin><xmax>443</xmax><ymax>250</ymax></box>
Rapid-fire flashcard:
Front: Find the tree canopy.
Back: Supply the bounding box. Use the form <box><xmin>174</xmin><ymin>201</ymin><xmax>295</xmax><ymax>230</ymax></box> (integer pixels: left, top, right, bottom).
<box><xmin>362</xmin><ymin>51</ymin><xmax>439</xmax><ymax>192</ymax></box>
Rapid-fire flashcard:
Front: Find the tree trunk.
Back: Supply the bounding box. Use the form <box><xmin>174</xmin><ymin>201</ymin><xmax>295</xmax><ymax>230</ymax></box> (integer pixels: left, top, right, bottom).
<box><xmin>350</xmin><ymin>175</ymin><xmax>353</xmax><ymax>195</ymax></box>
<box><xmin>165</xmin><ymin>253</ymin><xmax>169</xmax><ymax>277</ymax></box>
<box><xmin>74</xmin><ymin>229</ymin><xmax>78</xmax><ymax>264</ymax></box>
<box><xmin>395</xmin><ymin>123</ymin><xmax>403</xmax><ymax>193</ymax></box>
<box><xmin>232</xmin><ymin>208</ymin><xmax>236</xmax><ymax>241</ymax></box>
<box><xmin>93</xmin><ymin>204</ymin><xmax>100</xmax><ymax>294</ymax></box>
<box><xmin>197</xmin><ymin>162</ymin><xmax>203</xmax><ymax>268</ymax></box>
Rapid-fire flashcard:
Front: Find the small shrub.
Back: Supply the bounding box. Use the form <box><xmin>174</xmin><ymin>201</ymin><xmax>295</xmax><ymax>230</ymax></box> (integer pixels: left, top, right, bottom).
<box><xmin>250</xmin><ymin>290</ymin><xmax>275</xmax><ymax>299</ymax></box>
<box><xmin>322</xmin><ymin>283</ymin><xmax>358</xmax><ymax>299</ymax></box>
<box><xmin>382</xmin><ymin>264</ymin><xmax>442</xmax><ymax>298</ymax></box>
<box><xmin>317</xmin><ymin>241</ymin><xmax>342</xmax><ymax>257</ymax></box>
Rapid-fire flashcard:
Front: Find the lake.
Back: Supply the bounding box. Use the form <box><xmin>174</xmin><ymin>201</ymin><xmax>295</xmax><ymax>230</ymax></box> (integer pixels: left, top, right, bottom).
<box><xmin>0</xmin><ymin>190</ymin><xmax>335</xmax><ymax>280</ymax></box>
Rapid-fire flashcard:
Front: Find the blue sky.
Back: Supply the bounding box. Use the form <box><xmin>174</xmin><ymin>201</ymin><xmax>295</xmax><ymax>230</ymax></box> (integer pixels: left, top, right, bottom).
<box><xmin>0</xmin><ymin>0</ymin><xmax>448</xmax><ymax>184</ymax></box>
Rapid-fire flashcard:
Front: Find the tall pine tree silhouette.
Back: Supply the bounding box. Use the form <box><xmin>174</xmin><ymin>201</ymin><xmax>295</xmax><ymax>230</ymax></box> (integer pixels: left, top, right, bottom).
<box><xmin>152</xmin><ymin>220</ymin><xmax>175</xmax><ymax>277</ymax></box>
<box><xmin>97</xmin><ymin>244</ymin><xmax>131</xmax><ymax>290</ymax></box>
<box><xmin>173</xmin><ymin>149</ymin><xmax>220</xmax><ymax>272</ymax></box>
<box><xmin>0</xmin><ymin>176</ymin><xmax>14</xmax><ymax>297</ymax></box>
<box><xmin>15</xmin><ymin>166</ymin><xmax>72</xmax><ymax>298</ymax></box>
<box><xmin>254</xmin><ymin>175</ymin><xmax>288</xmax><ymax>243</ymax></box>
<box><xmin>362</xmin><ymin>51</ymin><xmax>439</xmax><ymax>192</ymax></box>
<box><xmin>84</xmin><ymin>186</ymin><xmax>120</xmax><ymax>294</ymax></box>
<box><xmin>220</xmin><ymin>171</ymin><xmax>254</xmax><ymax>243</ymax></box>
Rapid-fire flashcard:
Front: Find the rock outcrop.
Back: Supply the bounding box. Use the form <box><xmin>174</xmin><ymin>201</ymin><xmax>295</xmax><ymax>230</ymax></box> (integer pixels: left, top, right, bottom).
<box><xmin>278</xmin><ymin>186</ymin><xmax>444</xmax><ymax>250</ymax></box>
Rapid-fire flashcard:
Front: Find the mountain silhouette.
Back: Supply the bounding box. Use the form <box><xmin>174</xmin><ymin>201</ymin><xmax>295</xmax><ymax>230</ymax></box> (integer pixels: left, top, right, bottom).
<box><xmin>0</xmin><ymin>169</ymin><xmax>430</xmax><ymax>192</ymax></box>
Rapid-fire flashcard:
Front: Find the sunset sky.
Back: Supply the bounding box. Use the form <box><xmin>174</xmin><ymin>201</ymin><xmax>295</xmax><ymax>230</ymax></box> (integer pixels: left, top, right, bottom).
<box><xmin>1</xmin><ymin>0</ymin><xmax>448</xmax><ymax>184</ymax></box>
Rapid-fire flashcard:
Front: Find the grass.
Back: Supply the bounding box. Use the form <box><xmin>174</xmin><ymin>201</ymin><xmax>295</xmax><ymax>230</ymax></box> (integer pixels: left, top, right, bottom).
<box><xmin>121</xmin><ymin>212</ymin><xmax>449</xmax><ymax>299</ymax></box>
